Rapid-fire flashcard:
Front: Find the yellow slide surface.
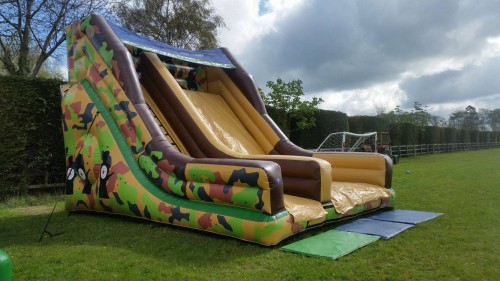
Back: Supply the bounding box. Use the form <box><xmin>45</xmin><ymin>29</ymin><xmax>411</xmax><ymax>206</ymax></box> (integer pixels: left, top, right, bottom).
<box><xmin>140</xmin><ymin>52</ymin><xmax>391</xmax><ymax>216</ymax></box>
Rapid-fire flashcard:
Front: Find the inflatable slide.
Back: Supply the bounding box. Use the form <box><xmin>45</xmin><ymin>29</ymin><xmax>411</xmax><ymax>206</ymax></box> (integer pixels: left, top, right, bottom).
<box><xmin>61</xmin><ymin>14</ymin><xmax>395</xmax><ymax>245</ymax></box>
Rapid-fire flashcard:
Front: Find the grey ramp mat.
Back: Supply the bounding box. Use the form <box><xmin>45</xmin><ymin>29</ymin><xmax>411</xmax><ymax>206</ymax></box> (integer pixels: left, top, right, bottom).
<box><xmin>367</xmin><ymin>210</ymin><xmax>443</xmax><ymax>224</ymax></box>
<box><xmin>335</xmin><ymin>218</ymin><xmax>414</xmax><ymax>239</ymax></box>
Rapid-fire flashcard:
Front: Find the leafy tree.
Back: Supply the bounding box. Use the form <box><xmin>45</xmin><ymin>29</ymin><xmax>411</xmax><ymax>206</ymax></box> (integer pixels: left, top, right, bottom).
<box><xmin>259</xmin><ymin>78</ymin><xmax>323</xmax><ymax>136</ymax></box>
<box><xmin>376</xmin><ymin>109</ymin><xmax>396</xmax><ymax>124</ymax></box>
<box><xmin>113</xmin><ymin>0</ymin><xmax>225</xmax><ymax>50</ymax></box>
<box><xmin>393</xmin><ymin>105</ymin><xmax>413</xmax><ymax>124</ymax></box>
<box><xmin>449</xmin><ymin>109</ymin><xmax>466</xmax><ymax>128</ymax></box>
<box><xmin>429</xmin><ymin>115</ymin><xmax>447</xmax><ymax>127</ymax></box>
<box><xmin>448</xmin><ymin>105</ymin><xmax>481</xmax><ymax>130</ymax></box>
<box><xmin>487</xmin><ymin>108</ymin><xmax>500</xmax><ymax>131</ymax></box>
<box><xmin>374</xmin><ymin>104</ymin><xmax>388</xmax><ymax>116</ymax></box>
<box><xmin>478</xmin><ymin>108</ymin><xmax>491</xmax><ymax>131</ymax></box>
<box><xmin>0</xmin><ymin>0</ymin><xmax>109</xmax><ymax>77</ymax></box>
<box><xmin>464</xmin><ymin>105</ymin><xmax>480</xmax><ymax>130</ymax></box>
<box><xmin>379</xmin><ymin>102</ymin><xmax>431</xmax><ymax>126</ymax></box>
<box><xmin>411</xmin><ymin>102</ymin><xmax>432</xmax><ymax>127</ymax></box>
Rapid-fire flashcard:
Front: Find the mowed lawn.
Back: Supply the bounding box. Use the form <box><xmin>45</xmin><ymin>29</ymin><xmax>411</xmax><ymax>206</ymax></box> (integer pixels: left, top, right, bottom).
<box><xmin>1</xmin><ymin>149</ymin><xmax>499</xmax><ymax>281</ymax></box>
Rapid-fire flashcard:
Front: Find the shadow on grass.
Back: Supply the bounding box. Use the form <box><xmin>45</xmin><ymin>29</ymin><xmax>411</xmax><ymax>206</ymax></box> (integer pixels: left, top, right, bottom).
<box><xmin>1</xmin><ymin>204</ymin><xmax>401</xmax><ymax>251</ymax></box>
<box><xmin>0</xmin><ymin>208</ymin><xmax>277</xmax><ymax>265</ymax></box>
<box><xmin>0</xmin><ymin>204</ymin><xmax>380</xmax><ymax>256</ymax></box>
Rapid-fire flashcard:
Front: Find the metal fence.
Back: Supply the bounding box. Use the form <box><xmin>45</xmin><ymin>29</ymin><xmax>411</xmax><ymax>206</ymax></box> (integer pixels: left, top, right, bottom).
<box><xmin>392</xmin><ymin>142</ymin><xmax>500</xmax><ymax>157</ymax></box>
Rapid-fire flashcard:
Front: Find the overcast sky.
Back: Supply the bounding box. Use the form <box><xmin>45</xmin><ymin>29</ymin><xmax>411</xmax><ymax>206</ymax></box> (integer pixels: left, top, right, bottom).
<box><xmin>211</xmin><ymin>0</ymin><xmax>500</xmax><ymax>118</ymax></box>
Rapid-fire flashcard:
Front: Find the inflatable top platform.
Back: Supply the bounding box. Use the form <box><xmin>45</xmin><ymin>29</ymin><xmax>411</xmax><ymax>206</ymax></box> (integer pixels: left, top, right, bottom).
<box><xmin>61</xmin><ymin>14</ymin><xmax>395</xmax><ymax>246</ymax></box>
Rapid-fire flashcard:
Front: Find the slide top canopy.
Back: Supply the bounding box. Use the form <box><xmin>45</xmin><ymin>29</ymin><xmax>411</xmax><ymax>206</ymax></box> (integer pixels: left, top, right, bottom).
<box><xmin>107</xmin><ymin>19</ymin><xmax>235</xmax><ymax>68</ymax></box>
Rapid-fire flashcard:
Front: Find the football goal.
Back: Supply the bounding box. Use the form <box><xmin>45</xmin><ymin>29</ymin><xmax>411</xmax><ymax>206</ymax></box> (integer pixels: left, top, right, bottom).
<box><xmin>315</xmin><ymin>132</ymin><xmax>377</xmax><ymax>152</ymax></box>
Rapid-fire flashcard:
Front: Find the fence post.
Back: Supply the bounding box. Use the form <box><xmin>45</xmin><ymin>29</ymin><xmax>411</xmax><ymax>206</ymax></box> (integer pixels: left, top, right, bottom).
<box><xmin>388</xmin><ymin>142</ymin><xmax>497</xmax><ymax>158</ymax></box>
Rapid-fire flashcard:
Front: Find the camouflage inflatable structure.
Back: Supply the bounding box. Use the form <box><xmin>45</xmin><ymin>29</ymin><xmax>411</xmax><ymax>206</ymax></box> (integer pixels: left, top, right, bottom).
<box><xmin>62</xmin><ymin>14</ymin><xmax>395</xmax><ymax>246</ymax></box>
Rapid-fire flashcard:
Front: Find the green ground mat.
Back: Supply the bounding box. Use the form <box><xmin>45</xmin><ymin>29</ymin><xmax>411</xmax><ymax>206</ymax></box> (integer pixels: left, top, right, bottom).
<box><xmin>281</xmin><ymin>230</ymin><xmax>380</xmax><ymax>259</ymax></box>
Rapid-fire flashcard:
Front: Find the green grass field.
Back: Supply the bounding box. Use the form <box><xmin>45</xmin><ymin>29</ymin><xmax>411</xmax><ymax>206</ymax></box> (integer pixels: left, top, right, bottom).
<box><xmin>1</xmin><ymin>149</ymin><xmax>499</xmax><ymax>281</ymax></box>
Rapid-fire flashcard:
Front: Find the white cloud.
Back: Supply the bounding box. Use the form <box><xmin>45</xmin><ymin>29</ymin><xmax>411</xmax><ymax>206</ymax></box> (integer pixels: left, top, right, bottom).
<box><xmin>313</xmin><ymin>82</ymin><xmax>406</xmax><ymax>116</ymax></box>
<box><xmin>400</xmin><ymin>54</ymin><xmax>500</xmax><ymax>106</ymax></box>
<box><xmin>212</xmin><ymin>0</ymin><xmax>303</xmax><ymax>56</ymax></box>
<box><xmin>211</xmin><ymin>0</ymin><xmax>500</xmax><ymax>118</ymax></box>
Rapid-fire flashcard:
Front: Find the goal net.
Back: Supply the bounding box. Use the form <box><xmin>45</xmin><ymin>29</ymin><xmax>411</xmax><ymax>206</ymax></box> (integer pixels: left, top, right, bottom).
<box><xmin>315</xmin><ymin>132</ymin><xmax>378</xmax><ymax>152</ymax></box>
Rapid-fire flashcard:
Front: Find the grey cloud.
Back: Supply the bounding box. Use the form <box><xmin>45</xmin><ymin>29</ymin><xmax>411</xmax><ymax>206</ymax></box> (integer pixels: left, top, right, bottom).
<box><xmin>240</xmin><ymin>0</ymin><xmax>500</xmax><ymax>94</ymax></box>
<box><xmin>399</xmin><ymin>56</ymin><xmax>500</xmax><ymax>107</ymax></box>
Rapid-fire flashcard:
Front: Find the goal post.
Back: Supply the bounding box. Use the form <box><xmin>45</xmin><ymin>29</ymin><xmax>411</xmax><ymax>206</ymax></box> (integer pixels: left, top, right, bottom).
<box><xmin>315</xmin><ymin>132</ymin><xmax>378</xmax><ymax>152</ymax></box>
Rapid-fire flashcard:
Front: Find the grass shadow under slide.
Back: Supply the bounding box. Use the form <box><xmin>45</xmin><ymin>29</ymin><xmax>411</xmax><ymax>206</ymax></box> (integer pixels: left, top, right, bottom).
<box><xmin>1</xmin><ymin>205</ymin><xmax>270</xmax><ymax>255</ymax></box>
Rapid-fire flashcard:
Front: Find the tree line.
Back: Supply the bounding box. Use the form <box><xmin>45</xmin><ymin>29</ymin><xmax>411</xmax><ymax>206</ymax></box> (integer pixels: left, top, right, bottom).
<box><xmin>377</xmin><ymin>102</ymin><xmax>500</xmax><ymax>132</ymax></box>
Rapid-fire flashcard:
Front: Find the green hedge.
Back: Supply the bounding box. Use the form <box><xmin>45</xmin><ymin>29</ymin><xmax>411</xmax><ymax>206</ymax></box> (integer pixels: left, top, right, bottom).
<box><xmin>470</xmin><ymin>130</ymin><xmax>480</xmax><ymax>143</ymax></box>
<box><xmin>493</xmin><ymin>131</ymin><xmax>500</xmax><ymax>142</ymax></box>
<box><xmin>479</xmin><ymin>131</ymin><xmax>491</xmax><ymax>143</ymax></box>
<box><xmin>273</xmin><ymin>108</ymin><xmax>500</xmax><ymax>147</ymax></box>
<box><xmin>0</xmin><ymin>75</ymin><xmax>64</xmax><ymax>198</ymax></box>
<box><xmin>290</xmin><ymin>109</ymin><xmax>349</xmax><ymax>148</ymax></box>
<box><xmin>421</xmin><ymin>126</ymin><xmax>441</xmax><ymax>144</ymax></box>
<box><xmin>348</xmin><ymin>116</ymin><xmax>389</xmax><ymax>133</ymax></box>
<box><xmin>444</xmin><ymin>127</ymin><xmax>457</xmax><ymax>143</ymax></box>
<box><xmin>389</xmin><ymin>123</ymin><xmax>419</xmax><ymax>145</ymax></box>
<box><xmin>457</xmin><ymin>129</ymin><xmax>470</xmax><ymax>143</ymax></box>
